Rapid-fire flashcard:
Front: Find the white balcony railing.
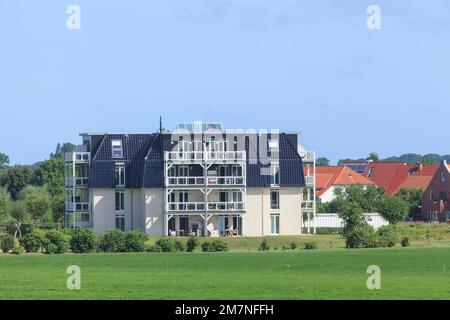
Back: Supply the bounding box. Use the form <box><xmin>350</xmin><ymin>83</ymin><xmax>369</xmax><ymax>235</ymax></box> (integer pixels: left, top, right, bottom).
<box><xmin>304</xmin><ymin>176</ymin><xmax>314</xmax><ymax>186</ymax></box>
<box><xmin>165</xmin><ymin>151</ymin><xmax>246</xmax><ymax>162</ymax></box>
<box><xmin>167</xmin><ymin>201</ymin><xmax>245</xmax><ymax>211</ymax></box>
<box><xmin>168</xmin><ymin>202</ymin><xmax>206</xmax><ymax>211</ymax></box>
<box><xmin>65</xmin><ymin>202</ymin><xmax>90</xmax><ymax>212</ymax></box>
<box><xmin>207</xmin><ymin>176</ymin><xmax>245</xmax><ymax>186</ymax></box>
<box><xmin>166</xmin><ymin>176</ymin><xmax>245</xmax><ymax>186</ymax></box>
<box><xmin>208</xmin><ymin>202</ymin><xmax>245</xmax><ymax>211</ymax></box>
<box><xmin>167</xmin><ymin>177</ymin><xmax>205</xmax><ymax>186</ymax></box>
<box><xmin>301</xmin><ymin>201</ymin><xmax>315</xmax><ymax>209</ymax></box>
<box><xmin>66</xmin><ymin>177</ymin><xmax>89</xmax><ymax>187</ymax></box>
<box><xmin>65</xmin><ymin>152</ymin><xmax>90</xmax><ymax>163</ymax></box>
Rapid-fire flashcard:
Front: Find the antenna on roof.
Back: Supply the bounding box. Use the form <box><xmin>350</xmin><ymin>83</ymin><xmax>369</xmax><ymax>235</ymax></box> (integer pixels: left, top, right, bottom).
<box><xmin>159</xmin><ymin>116</ymin><xmax>163</xmax><ymax>133</ymax></box>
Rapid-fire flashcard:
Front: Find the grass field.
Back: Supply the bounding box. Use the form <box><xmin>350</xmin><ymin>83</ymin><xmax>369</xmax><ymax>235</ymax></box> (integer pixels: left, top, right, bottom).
<box><xmin>2</xmin><ymin>247</ymin><xmax>450</xmax><ymax>299</ymax></box>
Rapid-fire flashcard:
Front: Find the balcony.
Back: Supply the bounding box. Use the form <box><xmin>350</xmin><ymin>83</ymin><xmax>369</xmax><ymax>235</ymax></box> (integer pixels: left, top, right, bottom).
<box><xmin>304</xmin><ymin>176</ymin><xmax>314</xmax><ymax>187</ymax></box>
<box><xmin>168</xmin><ymin>202</ymin><xmax>205</xmax><ymax>211</ymax></box>
<box><xmin>165</xmin><ymin>151</ymin><xmax>246</xmax><ymax>163</ymax></box>
<box><xmin>66</xmin><ymin>177</ymin><xmax>89</xmax><ymax>187</ymax></box>
<box><xmin>208</xmin><ymin>202</ymin><xmax>244</xmax><ymax>211</ymax></box>
<box><xmin>167</xmin><ymin>201</ymin><xmax>245</xmax><ymax>212</ymax></box>
<box><xmin>65</xmin><ymin>152</ymin><xmax>90</xmax><ymax>163</ymax></box>
<box><xmin>301</xmin><ymin>201</ymin><xmax>315</xmax><ymax>210</ymax></box>
<box><xmin>65</xmin><ymin>202</ymin><xmax>90</xmax><ymax>212</ymax></box>
<box><xmin>166</xmin><ymin>176</ymin><xmax>245</xmax><ymax>187</ymax></box>
<box><xmin>207</xmin><ymin>176</ymin><xmax>245</xmax><ymax>186</ymax></box>
<box><xmin>167</xmin><ymin>177</ymin><xmax>205</xmax><ymax>186</ymax></box>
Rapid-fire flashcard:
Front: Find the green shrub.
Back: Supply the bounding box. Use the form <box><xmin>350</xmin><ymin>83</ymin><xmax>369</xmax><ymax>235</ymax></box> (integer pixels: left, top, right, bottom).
<box><xmin>201</xmin><ymin>241</ymin><xmax>214</xmax><ymax>252</ymax></box>
<box><xmin>69</xmin><ymin>228</ymin><xmax>97</xmax><ymax>253</ymax></box>
<box><xmin>377</xmin><ymin>225</ymin><xmax>398</xmax><ymax>247</ymax></box>
<box><xmin>345</xmin><ymin>224</ymin><xmax>379</xmax><ymax>248</ymax></box>
<box><xmin>174</xmin><ymin>240</ymin><xmax>185</xmax><ymax>252</ymax></box>
<box><xmin>11</xmin><ymin>243</ymin><xmax>24</xmax><ymax>255</ymax></box>
<box><xmin>304</xmin><ymin>241</ymin><xmax>318</xmax><ymax>250</ymax></box>
<box><xmin>0</xmin><ymin>234</ymin><xmax>15</xmax><ymax>253</ymax></box>
<box><xmin>401</xmin><ymin>237</ymin><xmax>410</xmax><ymax>247</ymax></box>
<box><xmin>124</xmin><ymin>230</ymin><xmax>148</xmax><ymax>252</ymax></box>
<box><xmin>43</xmin><ymin>230</ymin><xmax>69</xmax><ymax>254</ymax></box>
<box><xmin>212</xmin><ymin>239</ymin><xmax>228</xmax><ymax>252</ymax></box>
<box><xmin>145</xmin><ymin>243</ymin><xmax>162</xmax><ymax>252</ymax></box>
<box><xmin>186</xmin><ymin>237</ymin><xmax>199</xmax><ymax>252</ymax></box>
<box><xmin>289</xmin><ymin>242</ymin><xmax>297</xmax><ymax>250</ymax></box>
<box><xmin>20</xmin><ymin>231</ymin><xmax>44</xmax><ymax>252</ymax></box>
<box><xmin>98</xmin><ymin>229</ymin><xmax>126</xmax><ymax>252</ymax></box>
<box><xmin>155</xmin><ymin>238</ymin><xmax>176</xmax><ymax>252</ymax></box>
<box><xmin>259</xmin><ymin>239</ymin><xmax>270</xmax><ymax>251</ymax></box>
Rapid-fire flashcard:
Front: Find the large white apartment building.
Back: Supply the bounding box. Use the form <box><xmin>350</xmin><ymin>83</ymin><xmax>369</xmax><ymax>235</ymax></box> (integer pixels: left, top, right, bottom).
<box><xmin>65</xmin><ymin>122</ymin><xmax>316</xmax><ymax>237</ymax></box>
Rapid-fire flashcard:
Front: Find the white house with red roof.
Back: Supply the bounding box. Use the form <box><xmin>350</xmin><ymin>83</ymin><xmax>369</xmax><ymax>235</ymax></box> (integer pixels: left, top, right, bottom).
<box><xmin>315</xmin><ymin>166</ymin><xmax>374</xmax><ymax>203</ymax></box>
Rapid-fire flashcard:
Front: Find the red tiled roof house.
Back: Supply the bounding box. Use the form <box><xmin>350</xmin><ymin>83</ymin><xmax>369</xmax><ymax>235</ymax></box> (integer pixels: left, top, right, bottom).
<box><xmin>422</xmin><ymin>161</ymin><xmax>450</xmax><ymax>222</ymax></box>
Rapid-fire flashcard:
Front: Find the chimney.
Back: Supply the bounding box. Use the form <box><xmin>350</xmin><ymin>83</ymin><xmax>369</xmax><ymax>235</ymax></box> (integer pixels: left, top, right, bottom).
<box><xmin>418</xmin><ymin>163</ymin><xmax>423</xmax><ymax>172</ymax></box>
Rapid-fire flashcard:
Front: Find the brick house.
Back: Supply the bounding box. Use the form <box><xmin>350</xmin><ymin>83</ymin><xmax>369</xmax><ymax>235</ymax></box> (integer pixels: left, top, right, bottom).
<box><xmin>422</xmin><ymin>161</ymin><xmax>450</xmax><ymax>222</ymax></box>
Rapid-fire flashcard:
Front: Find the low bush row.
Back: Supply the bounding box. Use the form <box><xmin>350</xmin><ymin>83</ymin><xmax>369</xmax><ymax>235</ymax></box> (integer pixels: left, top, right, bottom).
<box><xmin>345</xmin><ymin>224</ymin><xmax>410</xmax><ymax>248</ymax></box>
<box><xmin>259</xmin><ymin>239</ymin><xmax>318</xmax><ymax>251</ymax></box>
<box><xmin>1</xmin><ymin>229</ymin><xmax>231</xmax><ymax>254</ymax></box>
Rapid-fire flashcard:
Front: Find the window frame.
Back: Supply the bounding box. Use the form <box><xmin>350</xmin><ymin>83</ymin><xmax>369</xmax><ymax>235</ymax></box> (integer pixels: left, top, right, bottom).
<box><xmin>270</xmin><ymin>189</ymin><xmax>280</xmax><ymax>210</ymax></box>
<box><xmin>115</xmin><ymin>190</ymin><xmax>125</xmax><ymax>211</ymax></box>
<box><xmin>270</xmin><ymin>213</ymin><xmax>280</xmax><ymax>235</ymax></box>
<box><xmin>115</xmin><ymin>164</ymin><xmax>125</xmax><ymax>187</ymax></box>
<box><xmin>111</xmin><ymin>139</ymin><xmax>123</xmax><ymax>158</ymax></box>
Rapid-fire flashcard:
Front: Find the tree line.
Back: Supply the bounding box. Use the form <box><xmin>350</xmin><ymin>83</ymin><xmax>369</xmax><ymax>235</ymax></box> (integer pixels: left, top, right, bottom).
<box><xmin>0</xmin><ymin>143</ymin><xmax>75</xmax><ymax>232</ymax></box>
<box><xmin>316</xmin><ymin>152</ymin><xmax>450</xmax><ymax>166</ymax></box>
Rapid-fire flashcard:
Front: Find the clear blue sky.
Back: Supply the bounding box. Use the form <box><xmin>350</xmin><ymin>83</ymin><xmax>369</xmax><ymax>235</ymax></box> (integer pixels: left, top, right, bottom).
<box><xmin>1</xmin><ymin>0</ymin><xmax>449</xmax><ymax>165</ymax></box>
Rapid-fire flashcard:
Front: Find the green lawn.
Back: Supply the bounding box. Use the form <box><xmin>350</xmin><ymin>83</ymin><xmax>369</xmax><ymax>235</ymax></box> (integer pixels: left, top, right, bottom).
<box><xmin>2</xmin><ymin>247</ymin><xmax>450</xmax><ymax>299</ymax></box>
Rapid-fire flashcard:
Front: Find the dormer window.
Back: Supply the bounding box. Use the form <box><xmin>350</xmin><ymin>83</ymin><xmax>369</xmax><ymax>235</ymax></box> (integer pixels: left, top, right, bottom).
<box><xmin>111</xmin><ymin>140</ymin><xmax>123</xmax><ymax>158</ymax></box>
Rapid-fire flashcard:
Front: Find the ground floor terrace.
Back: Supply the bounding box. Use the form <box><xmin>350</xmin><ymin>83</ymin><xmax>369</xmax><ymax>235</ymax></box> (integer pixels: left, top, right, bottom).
<box><xmin>166</xmin><ymin>213</ymin><xmax>245</xmax><ymax>237</ymax></box>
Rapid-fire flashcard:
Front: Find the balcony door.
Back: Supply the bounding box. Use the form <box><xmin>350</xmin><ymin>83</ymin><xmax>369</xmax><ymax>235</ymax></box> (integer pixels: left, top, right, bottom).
<box><xmin>179</xmin><ymin>216</ymin><xmax>189</xmax><ymax>236</ymax></box>
<box><xmin>179</xmin><ymin>191</ymin><xmax>188</xmax><ymax>210</ymax></box>
<box><xmin>219</xmin><ymin>191</ymin><xmax>228</xmax><ymax>210</ymax></box>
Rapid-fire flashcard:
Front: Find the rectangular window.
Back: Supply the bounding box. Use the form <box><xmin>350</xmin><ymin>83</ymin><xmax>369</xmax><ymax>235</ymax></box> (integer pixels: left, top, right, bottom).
<box><xmin>115</xmin><ymin>164</ymin><xmax>125</xmax><ymax>186</ymax></box>
<box><xmin>440</xmin><ymin>191</ymin><xmax>447</xmax><ymax>201</ymax></box>
<box><xmin>270</xmin><ymin>190</ymin><xmax>279</xmax><ymax>209</ymax></box>
<box><xmin>111</xmin><ymin>140</ymin><xmax>123</xmax><ymax>158</ymax></box>
<box><xmin>270</xmin><ymin>164</ymin><xmax>280</xmax><ymax>186</ymax></box>
<box><xmin>178</xmin><ymin>166</ymin><xmax>189</xmax><ymax>177</ymax></box>
<box><xmin>270</xmin><ymin>214</ymin><xmax>280</xmax><ymax>235</ymax></box>
<box><xmin>115</xmin><ymin>215</ymin><xmax>125</xmax><ymax>231</ymax></box>
<box><xmin>115</xmin><ymin>190</ymin><xmax>125</xmax><ymax>211</ymax></box>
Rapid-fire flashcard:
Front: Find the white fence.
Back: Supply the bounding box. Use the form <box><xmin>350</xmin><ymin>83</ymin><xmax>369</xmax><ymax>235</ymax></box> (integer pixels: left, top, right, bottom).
<box><xmin>310</xmin><ymin>213</ymin><xmax>388</xmax><ymax>230</ymax></box>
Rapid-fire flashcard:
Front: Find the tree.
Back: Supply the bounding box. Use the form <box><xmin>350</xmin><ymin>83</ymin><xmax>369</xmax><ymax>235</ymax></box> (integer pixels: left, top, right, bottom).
<box><xmin>21</xmin><ymin>186</ymin><xmax>52</xmax><ymax>224</ymax></box>
<box><xmin>32</xmin><ymin>157</ymin><xmax>65</xmax><ymax>225</ymax></box>
<box><xmin>396</xmin><ymin>188</ymin><xmax>422</xmax><ymax>217</ymax></box>
<box><xmin>367</xmin><ymin>152</ymin><xmax>379</xmax><ymax>162</ymax></box>
<box><xmin>337</xmin><ymin>158</ymin><xmax>366</xmax><ymax>165</ymax></box>
<box><xmin>316</xmin><ymin>157</ymin><xmax>330</xmax><ymax>166</ymax></box>
<box><xmin>33</xmin><ymin>157</ymin><xmax>65</xmax><ymax>196</ymax></box>
<box><xmin>0</xmin><ymin>153</ymin><xmax>9</xmax><ymax>169</ymax></box>
<box><xmin>376</xmin><ymin>196</ymin><xmax>409</xmax><ymax>224</ymax></box>
<box><xmin>0</xmin><ymin>188</ymin><xmax>11</xmax><ymax>223</ymax></box>
<box><xmin>50</xmin><ymin>143</ymin><xmax>75</xmax><ymax>159</ymax></box>
<box><xmin>337</xmin><ymin>201</ymin><xmax>365</xmax><ymax>235</ymax></box>
<box><xmin>0</xmin><ymin>165</ymin><xmax>33</xmax><ymax>200</ymax></box>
